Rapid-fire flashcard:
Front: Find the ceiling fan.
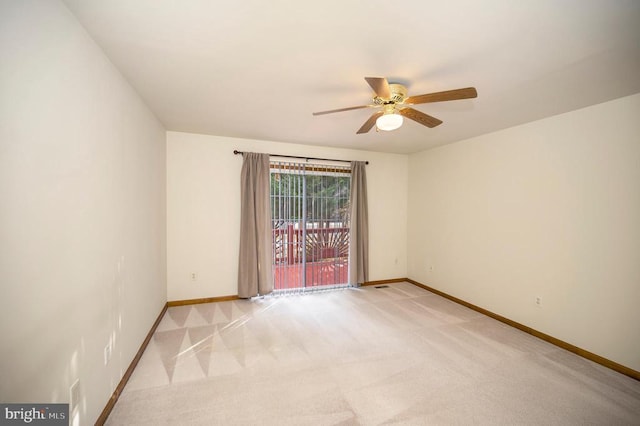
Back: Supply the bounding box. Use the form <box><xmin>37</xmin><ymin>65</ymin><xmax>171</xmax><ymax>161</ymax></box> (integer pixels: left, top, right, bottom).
<box><xmin>312</xmin><ymin>77</ymin><xmax>477</xmax><ymax>133</ymax></box>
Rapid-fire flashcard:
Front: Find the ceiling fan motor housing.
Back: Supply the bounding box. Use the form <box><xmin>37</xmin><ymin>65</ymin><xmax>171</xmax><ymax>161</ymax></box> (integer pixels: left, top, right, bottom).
<box><xmin>373</xmin><ymin>83</ymin><xmax>408</xmax><ymax>105</ymax></box>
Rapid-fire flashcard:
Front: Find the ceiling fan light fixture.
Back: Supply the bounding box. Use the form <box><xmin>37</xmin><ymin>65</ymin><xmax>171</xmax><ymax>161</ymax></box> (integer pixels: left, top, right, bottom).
<box><xmin>376</xmin><ymin>112</ymin><xmax>403</xmax><ymax>131</ymax></box>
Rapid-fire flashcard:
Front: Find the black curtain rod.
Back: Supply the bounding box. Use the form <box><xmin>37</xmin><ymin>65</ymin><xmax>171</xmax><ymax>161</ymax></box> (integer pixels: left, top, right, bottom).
<box><xmin>233</xmin><ymin>150</ymin><xmax>368</xmax><ymax>165</ymax></box>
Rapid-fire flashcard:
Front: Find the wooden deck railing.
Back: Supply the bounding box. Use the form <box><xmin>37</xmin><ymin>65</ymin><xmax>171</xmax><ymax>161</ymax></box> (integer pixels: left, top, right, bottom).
<box><xmin>273</xmin><ymin>224</ymin><xmax>349</xmax><ymax>264</ymax></box>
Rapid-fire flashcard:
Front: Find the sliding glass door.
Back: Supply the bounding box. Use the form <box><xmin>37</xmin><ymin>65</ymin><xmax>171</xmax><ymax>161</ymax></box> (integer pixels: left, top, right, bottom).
<box><xmin>270</xmin><ymin>161</ymin><xmax>351</xmax><ymax>292</ymax></box>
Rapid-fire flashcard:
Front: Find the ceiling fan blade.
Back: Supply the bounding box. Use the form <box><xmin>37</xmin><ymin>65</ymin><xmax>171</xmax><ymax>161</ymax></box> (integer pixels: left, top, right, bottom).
<box><xmin>399</xmin><ymin>107</ymin><xmax>443</xmax><ymax>128</ymax></box>
<box><xmin>312</xmin><ymin>105</ymin><xmax>372</xmax><ymax>116</ymax></box>
<box><xmin>405</xmin><ymin>87</ymin><xmax>477</xmax><ymax>105</ymax></box>
<box><xmin>357</xmin><ymin>111</ymin><xmax>384</xmax><ymax>134</ymax></box>
<box><xmin>364</xmin><ymin>77</ymin><xmax>391</xmax><ymax>99</ymax></box>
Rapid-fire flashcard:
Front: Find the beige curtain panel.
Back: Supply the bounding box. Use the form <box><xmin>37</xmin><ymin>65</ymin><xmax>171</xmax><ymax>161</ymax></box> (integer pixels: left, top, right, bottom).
<box><xmin>237</xmin><ymin>152</ymin><xmax>273</xmax><ymax>298</ymax></box>
<box><xmin>349</xmin><ymin>161</ymin><xmax>369</xmax><ymax>286</ymax></box>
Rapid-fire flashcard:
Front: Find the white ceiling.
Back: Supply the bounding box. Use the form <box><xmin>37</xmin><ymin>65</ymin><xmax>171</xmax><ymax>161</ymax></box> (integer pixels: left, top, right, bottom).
<box><xmin>63</xmin><ymin>0</ymin><xmax>640</xmax><ymax>154</ymax></box>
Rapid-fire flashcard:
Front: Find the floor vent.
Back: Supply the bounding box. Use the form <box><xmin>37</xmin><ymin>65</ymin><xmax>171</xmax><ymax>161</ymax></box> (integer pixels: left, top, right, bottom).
<box><xmin>375</xmin><ymin>285</ymin><xmax>389</xmax><ymax>289</ymax></box>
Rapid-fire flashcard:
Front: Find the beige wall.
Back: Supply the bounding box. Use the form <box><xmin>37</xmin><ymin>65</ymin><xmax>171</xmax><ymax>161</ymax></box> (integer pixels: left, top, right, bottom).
<box><xmin>167</xmin><ymin>131</ymin><xmax>408</xmax><ymax>301</ymax></box>
<box><xmin>0</xmin><ymin>1</ymin><xmax>166</xmax><ymax>424</ymax></box>
<box><xmin>408</xmin><ymin>93</ymin><xmax>640</xmax><ymax>371</ymax></box>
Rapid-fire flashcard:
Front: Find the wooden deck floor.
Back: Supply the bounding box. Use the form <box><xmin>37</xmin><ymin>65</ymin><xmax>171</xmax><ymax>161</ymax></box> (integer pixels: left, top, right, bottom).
<box><xmin>273</xmin><ymin>259</ymin><xmax>348</xmax><ymax>290</ymax></box>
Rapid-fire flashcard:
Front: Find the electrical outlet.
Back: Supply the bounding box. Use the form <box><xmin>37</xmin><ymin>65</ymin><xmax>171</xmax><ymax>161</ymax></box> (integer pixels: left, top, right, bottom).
<box><xmin>191</xmin><ymin>272</ymin><xmax>197</xmax><ymax>281</ymax></box>
<box><xmin>535</xmin><ymin>296</ymin><xmax>542</xmax><ymax>307</ymax></box>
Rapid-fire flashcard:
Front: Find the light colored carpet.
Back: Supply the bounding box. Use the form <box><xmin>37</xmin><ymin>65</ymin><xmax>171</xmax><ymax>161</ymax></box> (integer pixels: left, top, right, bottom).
<box><xmin>106</xmin><ymin>282</ymin><xmax>640</xmax><ymax>425</ymax></box>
